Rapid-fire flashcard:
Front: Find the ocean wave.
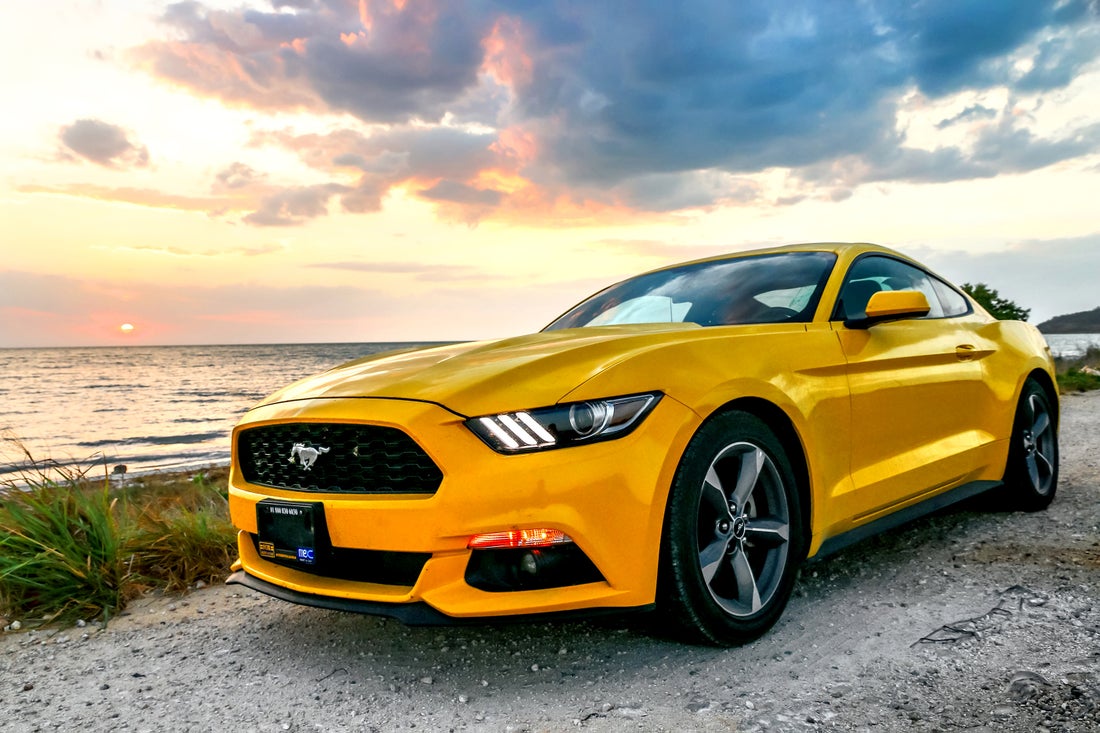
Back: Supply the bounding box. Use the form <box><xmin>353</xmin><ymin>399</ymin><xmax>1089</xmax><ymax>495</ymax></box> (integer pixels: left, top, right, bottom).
<box><xmin>77</xmin><ymin>431</ymin><xmax>226</xmax><ymax>448</ymax></box>
<box><xmin>0</xmin><ymin>449</ymin><xmax>232</xmax><ymax>478</ymax></box>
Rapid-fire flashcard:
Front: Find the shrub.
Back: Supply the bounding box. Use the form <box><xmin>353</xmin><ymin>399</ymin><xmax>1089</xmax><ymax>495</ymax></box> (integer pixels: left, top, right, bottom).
<box><xmin>0</xmin><ymin>479</ymin><xmax>137</xmax><ymax>625</ymax></box>
<box><xmin>128</xmin><ymin>473</ymin><xmax>237</xmax><ymax>592</ymax></box>
<box><xmin>1054</xmin><ymin>346</ymin><xmax>1100</xmax><ymax>394</ymax></box>
<box><xmin>1</xmin><ymin>441</ymin><xmax>237</xmax><ymax>626</ymax></box>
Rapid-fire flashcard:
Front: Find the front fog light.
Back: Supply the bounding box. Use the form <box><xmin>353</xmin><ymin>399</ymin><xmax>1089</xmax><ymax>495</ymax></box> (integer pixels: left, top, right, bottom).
<box><xmin>467</xmin><ymin>528</ymin><xmax>573</xmax><ymax>549</ymax></box>
<box><xmin>465</xmin><ymin>392</ymin><xmax>661</xmax><ymax>454</ymax></box>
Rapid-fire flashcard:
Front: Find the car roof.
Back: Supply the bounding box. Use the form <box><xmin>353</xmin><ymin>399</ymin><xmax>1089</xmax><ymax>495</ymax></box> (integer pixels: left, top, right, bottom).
<box><xmin>639</xmin><ymin>242</ymin><xmax>905</xmax><ymax>276</ymax></box>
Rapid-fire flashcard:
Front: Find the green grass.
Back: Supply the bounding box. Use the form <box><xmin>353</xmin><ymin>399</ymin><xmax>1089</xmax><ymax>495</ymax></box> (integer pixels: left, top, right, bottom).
<box><xmin>1</xmin><ymin>442</ymin><xmax>236</xmax><ymax>627</ymax></box>
<box><xmin>0</xmin><ymin>479</ymin><xmax>133</xmax><ymax>625</ymax></box>
<box><xmin>1054</xmin><ymin>346</ymin><xmax>1100</xmax><ymax>394</ymax></box>
<box><xmin>127</xmin><ymin>472</ymin><xmax>236</xmax><ymax>592</ymax></box>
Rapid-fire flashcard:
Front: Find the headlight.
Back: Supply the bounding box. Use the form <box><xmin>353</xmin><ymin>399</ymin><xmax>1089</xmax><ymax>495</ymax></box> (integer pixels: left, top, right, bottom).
<box><xmin>465</xmin><ymin>392</ymin><xmax>662</xmax><ymax>454</ymax></box>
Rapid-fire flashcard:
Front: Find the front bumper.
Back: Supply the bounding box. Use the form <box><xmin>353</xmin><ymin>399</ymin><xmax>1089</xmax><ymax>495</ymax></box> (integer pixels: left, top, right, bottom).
<box><xmin>228</xmin><ymin>395</ymin><xmax>696</xmax><ymax>620</ymax></box>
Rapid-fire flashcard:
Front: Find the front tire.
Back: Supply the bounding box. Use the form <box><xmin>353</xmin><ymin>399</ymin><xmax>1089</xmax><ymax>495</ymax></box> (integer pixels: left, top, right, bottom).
<box><xmin>659</xmin><ymin>411</ymin><xmax>804</xmax><ymax>646</ymax></box>
<box><xmin>1003</xmin><ymin>379</ymin><xmax>1058</xmax><ymax>511</ymax></box>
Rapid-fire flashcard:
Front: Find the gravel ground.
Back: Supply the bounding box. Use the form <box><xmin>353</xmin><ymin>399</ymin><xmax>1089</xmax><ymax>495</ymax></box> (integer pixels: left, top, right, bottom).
<box><xmin>2</xmin><ymin>392</ymin><xmax>1098</xmax><ymax>732</ymax></box>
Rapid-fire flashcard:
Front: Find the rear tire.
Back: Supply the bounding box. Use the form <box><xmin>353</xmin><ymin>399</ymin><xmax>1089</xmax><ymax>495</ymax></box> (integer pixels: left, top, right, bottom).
<box><xmin>1003</xmin><ymin>379</ymin><xmax>1058</xmax><ymax>511</ymax></box>
<box><xmin>659</xmin><ymin>411</ymin><xmax>804</xmax><ymax>646</ymax></box>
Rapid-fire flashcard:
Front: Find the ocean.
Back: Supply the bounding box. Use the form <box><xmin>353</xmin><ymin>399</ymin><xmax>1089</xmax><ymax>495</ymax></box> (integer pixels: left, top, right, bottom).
<box><xmin>1042</xmin><ymin>333</ymin><xmax>1100</xmax><ymax>358</ymax></box>
<box><xmin>2</xmin><ymin>333</ymin><xmax>1097</xmax><ymax>479</ymax></box>
<box><xmin>0</xmin><ymin>342</ymin><xmax>442</xmax><ymax>478</ymax></box>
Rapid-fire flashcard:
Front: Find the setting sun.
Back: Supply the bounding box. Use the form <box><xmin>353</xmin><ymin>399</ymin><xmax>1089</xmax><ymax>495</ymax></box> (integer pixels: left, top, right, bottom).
<box><xmin>120</xmin><ymin>323</ymin><xmax>135</xmax><ymax>333</ymax></box>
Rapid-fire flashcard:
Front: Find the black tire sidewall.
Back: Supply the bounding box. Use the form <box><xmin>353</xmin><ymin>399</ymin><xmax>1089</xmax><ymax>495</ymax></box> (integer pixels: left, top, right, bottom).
<box><xmin>660</xmin><ymin>410</ymin><xmax>804</xmax><ymax>645</ymax></box>
<box><xmin>1004</xmin><ymin>379</ymin><xmax>1058</xmax><ymax>511</ymax></box>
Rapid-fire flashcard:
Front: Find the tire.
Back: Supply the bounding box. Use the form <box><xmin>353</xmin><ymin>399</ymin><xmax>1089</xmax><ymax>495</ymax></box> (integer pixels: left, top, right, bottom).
<box><xmin>1003</xmin><ymin>379</ymin><xmax>1058</xmax><ymax>511</ymax></box>
<box><xmin>659</xmin><ymin>411</ymin><xmax>804</xmax><ymax>646</ymax></box>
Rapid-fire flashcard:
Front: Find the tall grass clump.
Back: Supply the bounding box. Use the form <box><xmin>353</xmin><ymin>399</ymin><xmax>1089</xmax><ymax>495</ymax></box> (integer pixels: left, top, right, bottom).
<box><xmin>1</xmin><ymin>436</ymin><xmax>238</xmax><ymax>627</ymax></box>
<box><xmin>127</xmin><ymin>472</ymin><xmax>237</xmax><ymax>592</ymax></box>
<box><xmin>0</xmin><ymin>445</ymin><xmax>136</xmax><ymax>625</ymax></box>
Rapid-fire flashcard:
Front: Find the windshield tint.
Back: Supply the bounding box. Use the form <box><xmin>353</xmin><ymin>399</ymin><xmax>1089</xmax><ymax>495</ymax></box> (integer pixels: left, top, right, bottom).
<box><xmin>545</xmin><ymin>251</ymin><xmax>837</xmax><ymax>330</ymax></box>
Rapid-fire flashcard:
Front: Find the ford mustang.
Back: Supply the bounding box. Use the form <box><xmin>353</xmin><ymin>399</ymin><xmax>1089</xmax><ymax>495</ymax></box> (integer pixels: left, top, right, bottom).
<box><xmin>226</xmin><ymin>242</ymin><xmax>1058</xmax><ymax>645</ymax></box>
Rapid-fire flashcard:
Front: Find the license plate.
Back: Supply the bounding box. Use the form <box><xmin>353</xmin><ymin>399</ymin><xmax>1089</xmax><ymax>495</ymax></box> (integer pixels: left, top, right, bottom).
<box><xmin>257</xmin><ymin>500</ymin><xmax>327</xmax><ymax>567</ymax></box>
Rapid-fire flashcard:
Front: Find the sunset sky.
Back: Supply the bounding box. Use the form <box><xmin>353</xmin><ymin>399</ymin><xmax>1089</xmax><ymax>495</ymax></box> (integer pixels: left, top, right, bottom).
<box><xmin>2</xmin><ymin>0</ymin><xmax>1099</xmax><ymax>347</ymax></box>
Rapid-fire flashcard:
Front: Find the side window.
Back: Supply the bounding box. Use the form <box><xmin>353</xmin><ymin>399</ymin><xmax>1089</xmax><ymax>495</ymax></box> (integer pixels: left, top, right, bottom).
<box><xmin>931</xmin><ymin>278</ymin><xmax>971</xmax><ymax>317</ymax></box>
<box><xmin>833</xmin><ymin>255</ymin><xmax>945</xmax><ymax>321</ymax></box>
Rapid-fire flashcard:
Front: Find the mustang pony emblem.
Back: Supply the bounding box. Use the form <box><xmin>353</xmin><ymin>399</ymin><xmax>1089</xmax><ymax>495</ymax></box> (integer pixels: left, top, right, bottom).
<box><xmin>289</xmin><ymin>443</ymin><xmax>330</xmax><ymax>471</ymax></box>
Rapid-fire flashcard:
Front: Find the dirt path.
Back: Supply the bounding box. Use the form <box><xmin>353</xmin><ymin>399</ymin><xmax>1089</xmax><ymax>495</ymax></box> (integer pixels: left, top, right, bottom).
<box><xmin>3</xmin><ymin>393</ymin><xmax>1098</xmax><ymax>732</ymax></box>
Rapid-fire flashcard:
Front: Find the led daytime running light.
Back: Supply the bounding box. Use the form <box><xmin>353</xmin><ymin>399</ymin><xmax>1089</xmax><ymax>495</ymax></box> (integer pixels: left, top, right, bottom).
<box><xmin>466</xmin><ymin>392</ymin><xmax>661</xmax><ymax>454</ymax></box>
<box><xmin>468</xmin><ymin>528</ymin><xmax>574</xmax><ymax>549</ymax></box>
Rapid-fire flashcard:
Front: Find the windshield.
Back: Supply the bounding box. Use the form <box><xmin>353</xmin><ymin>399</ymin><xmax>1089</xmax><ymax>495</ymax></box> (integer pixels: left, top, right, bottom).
<box><xmin>544</xmin><ymin>251</ymin><xmax>837</xmax><ymax>330</ymax></box>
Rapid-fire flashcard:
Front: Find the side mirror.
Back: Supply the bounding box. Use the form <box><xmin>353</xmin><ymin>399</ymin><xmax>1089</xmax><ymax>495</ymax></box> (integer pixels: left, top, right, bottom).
<box><xmin>846</xmin><ymin>290</ymin><xmax>931</xmax><ymax>329</ymax></box>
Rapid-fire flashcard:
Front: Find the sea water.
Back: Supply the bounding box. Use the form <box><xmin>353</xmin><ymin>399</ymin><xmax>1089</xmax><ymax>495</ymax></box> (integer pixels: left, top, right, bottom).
<box><xmin>1042</xmin><ymin>333</ymin><xmax>1100</xmax><ymax>358</ymax></box>
<box><xmin>0</xmin><ymin>343</ymin><xmax>441</xmax><ymax>477</ymax></box>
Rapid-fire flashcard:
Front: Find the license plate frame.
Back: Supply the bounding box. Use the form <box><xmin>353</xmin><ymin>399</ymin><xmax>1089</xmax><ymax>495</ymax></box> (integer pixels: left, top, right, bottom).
<box><xmin>256</xmin><ymin>499</ymin><xmax>329</xmax><ymax>567</ymax></box>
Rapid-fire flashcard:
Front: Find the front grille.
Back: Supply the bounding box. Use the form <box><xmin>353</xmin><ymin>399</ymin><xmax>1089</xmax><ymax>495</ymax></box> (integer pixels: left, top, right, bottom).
<box><xmin>238</xmin><ymin>423</ymin><xmax>443</xmax><ymax>494</ymax></box>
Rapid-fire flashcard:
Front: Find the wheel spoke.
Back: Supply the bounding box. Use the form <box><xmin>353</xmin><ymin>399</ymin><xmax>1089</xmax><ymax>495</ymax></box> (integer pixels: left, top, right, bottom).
<box><xmin>1026</xmin><ymin>454</ymin><xmax>1040</xmax><ymax>489</ymax></box>
<box><xmin>1031</xmin><ymin>408</ymin><xmax>1051</xmax><ymax>439</ymax></box>
<box><xmin>744</xmin><ymin>517</ymin><xmax>789</xmax><ymax>547</ymax></box>
<box><xmin>730</xmin><ymin>548</ymin><xmax>762</xmax><ymax>614</ymax></box>
<box><xmin>699</xmin><ymin>536</ymin><xmax>731</xmax><ymax>585</ymax></box>
<box><xmin>1025</xmin><ymin>394</ymin><xmax>1038</xmax><ymax>424</ymax></box>
<box><xmin>1035</xmin><ymin>450</ymin><xmax>1054</xmax><ymax>479</ymax></box>
<box><xmin>731</xmin><ymin>447</ymin><xmax>765</xmax><ymax>507</ymax></box>
<box><xmin>702</xmin><ymin>466</ymin><xmax>733</xmax><ymax>519</ymax></box>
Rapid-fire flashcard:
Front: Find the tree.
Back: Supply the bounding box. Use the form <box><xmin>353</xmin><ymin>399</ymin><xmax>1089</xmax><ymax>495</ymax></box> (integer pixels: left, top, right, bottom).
<box><xmin>961</xmin><ymin>282</ymin><xmax>1030</xmax><ymax>321</ymax></box>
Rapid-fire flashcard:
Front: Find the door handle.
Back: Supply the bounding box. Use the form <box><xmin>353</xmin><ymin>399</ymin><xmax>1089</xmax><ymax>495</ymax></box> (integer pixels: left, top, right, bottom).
<box><xmin>955</xmin><ymin>344</ymin><xmax>976</xmax><ymax>361</ymax></box>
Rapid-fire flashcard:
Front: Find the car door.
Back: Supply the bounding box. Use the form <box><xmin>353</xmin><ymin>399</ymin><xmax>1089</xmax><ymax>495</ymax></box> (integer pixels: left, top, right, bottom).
<box><xmin>832</xmin><ymin>255</ymin><xmax>991</xmax><ymax>523</ymax></box>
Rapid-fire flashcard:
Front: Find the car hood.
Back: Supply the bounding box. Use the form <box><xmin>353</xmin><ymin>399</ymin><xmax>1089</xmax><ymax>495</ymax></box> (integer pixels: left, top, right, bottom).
<box><xmin>253</xmin><ymin>323</ymin><xmax>705</xmax><ymax>417</ymax></box>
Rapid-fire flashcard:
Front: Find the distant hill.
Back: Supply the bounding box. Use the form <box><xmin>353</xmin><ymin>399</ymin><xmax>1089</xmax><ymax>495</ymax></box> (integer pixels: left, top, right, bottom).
<box><xmin>1037</xmin><ymin>307</ymin><xmax>1100</xmax><ymax>334</ymax></box>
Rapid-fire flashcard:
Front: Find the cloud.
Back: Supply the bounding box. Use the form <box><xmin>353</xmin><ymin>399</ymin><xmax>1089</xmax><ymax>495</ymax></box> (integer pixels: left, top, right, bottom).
<box><xmin>305</xmin><ymin>261</ymin><xmax>491</xmax><ymax>282</ymax></box>
<box><xmin>18</xmin><ymin>183</ymin><xmax>236</xmax><ymax>212</ymax></box>
<box><xmin>110</xmin><ymin>243</ymin><xmax>284</xmax><ymax>257</ymax></box>
<box><xmin>59</xmin><ymin>119</ymin><xmax>149</xmax><ymax>168</ymax></box>
<box><xmin>118</xmin><ymin>1</ymin><xmax>1100</xmax><ymax>220</ymax></box>
<box><xmin>419</xmin><ymin>180</ymin><xmax>502</xmax><ymax>206</ymax></box>
<box><xmin>936</xmin><ymin>104</ymin><xmax>999</xmax><ymax>129</ymax></box>
<box><xmin>242</xmin><ymin>183</ymin><xmax>350</xmax><ymax>226</ymax></box>
<box><xmin>215</xmin><ymin>161</ymin><xmax>266</xmax><ymax>189</ymax></box>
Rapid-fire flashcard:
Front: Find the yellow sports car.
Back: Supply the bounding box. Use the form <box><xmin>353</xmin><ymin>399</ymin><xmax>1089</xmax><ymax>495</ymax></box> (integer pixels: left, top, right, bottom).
<box><xmin>226</xmin><ymin>242</ymin><xmax>1058</xmax><ymax>645</ymax></box>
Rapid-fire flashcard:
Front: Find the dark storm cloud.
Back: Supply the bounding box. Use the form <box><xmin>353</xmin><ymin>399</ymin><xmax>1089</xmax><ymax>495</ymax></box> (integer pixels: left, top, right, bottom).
<box><xmin>59</xmin><ymin>119</ymin><xmax>149</xmax><ymax>168</ymax></box>
<box><xmin>132</xmin><ymin>0</ymin><xmax>1100</xmax><ymax>215</ymax></box>
<box><xmin>900</xmin><ymin>0</ymin><xmax>1056</xmax><ymax>96</ymax></box>
<box><xmin>509</xmin><ymin>0</ymin><xmax>1098</xmax><ymax>187</ymax></box>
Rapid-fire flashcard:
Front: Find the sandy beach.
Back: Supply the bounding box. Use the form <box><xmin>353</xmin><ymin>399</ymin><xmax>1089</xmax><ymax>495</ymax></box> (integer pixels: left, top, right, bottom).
<box><xmin>2</xmin><ymin>391</ymin><xmax>1098</xmax><ymax>732</ymax></box>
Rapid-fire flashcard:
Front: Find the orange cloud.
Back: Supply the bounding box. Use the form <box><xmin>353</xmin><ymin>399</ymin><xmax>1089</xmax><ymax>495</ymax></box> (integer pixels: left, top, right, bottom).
<box><xmin>19</xmin><ymin>183</ymin><xmax>252</xmax><ymax>214</ymax></box>
<box><xmin>481</xmin><ymin>16</ymin><xmax>532</xmax><ymax>88</ymax></box>
<box><xmin>130</xmin><ymin>41</ymin><xmax>322</xmax><ymax>111</ymax></box>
